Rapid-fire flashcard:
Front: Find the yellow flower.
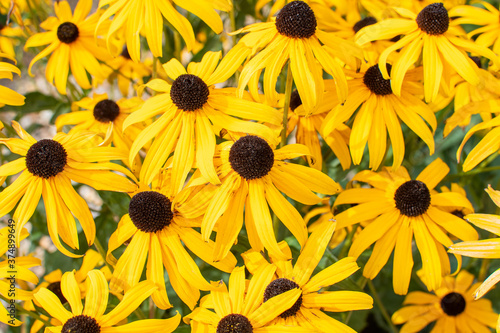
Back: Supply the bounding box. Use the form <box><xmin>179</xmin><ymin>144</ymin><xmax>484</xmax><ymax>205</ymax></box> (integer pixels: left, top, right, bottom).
<box><xmin>0</xmin><ymin>121</ymin><xmax>136</xmax><ymax>257</ymax></box>
<box><xmin>392</xmin><ymin>271</ymin><xmax>497</xmax><ymax>332</ymax></box>
<box><xmin>184</xmin><ymin>265</ymin><xmax>305</xmax><ymax>332</ymax></box>
<box><xmin>449</xmin><ymin>185</ymin><xmax>500</xmax><ymax>300</ymax></box>
<box><xmin>202</xmin><ymin>136</ymin><xmax>341</xmax><ymax>261</ymax></box>
<box><xmin>124</xmin><ymin>50</ymin><xmax>281</xmax><ymax>192</ymax></box>
<box><xmin>356</xmin><ymin>2</ymin><xmax>500</xmax><ymax>102</ymax></box>
<box><xmin>0</xmin><ymin>54</ymin><xmax>25</xmax><ymax>107</ymax></box>
<box><xmin>55</xmin><ymin>93</ymin><xmax>145</xmax><ymax>174</ymax></box>
<box><xmin>242</xmin><ymin>221</ymin><xmax>373</xmax><ymax>332</ymax></box>
<box><xmin>96</xmin><ymin>0</ymin><xmax>232</xmax><ymax>62</ymax></box>
<box><xmin>0</xmin><ymin>24</ymin><xmax>23</xmax><ymax>58</ymax></box>
<box><xmin>334</xmin><ymin>158</ymin><xmax>478</xmax><ymax>294</ymax></box>
<box><xmin>234</xmin><ymin>0</ymin><xmax>362</xmax><ymax>111</ymax></box>
<box><xmin>322</xmin><ymin>65</ymin><xmax>435</xmax><ymax>170</ymax></box>
<box><xmin>25</xmin><ymin>0</ymin><xmax>111</xmax><ymax>94</ymax></box>
<box><xmin>107</xmin><ymin>169</ymin><xmax>236</xmax><ymax>310</ymax></box>
<box><xmin>34</xmin><ymin>270</ymin><xmax>181</xmax><ymax>333</ymax></box>
<box><xmin>0</xmin><ymin>227</ymin><xmax>40</xmax><ymax>327</ymax></box>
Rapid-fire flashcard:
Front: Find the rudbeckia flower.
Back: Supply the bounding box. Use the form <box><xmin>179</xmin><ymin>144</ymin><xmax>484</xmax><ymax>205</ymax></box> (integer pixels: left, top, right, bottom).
<box><xmin>0</xmin><ymin>54</ymin><xmax>25</xmax><ymax>107</ymax></box>
<box><xmin>124</xmin><ymin>50</ymin><xmax>281</xmax><ymax>192</ymax></box>
<box><xmin>334</xmin><ymin>158</ymin><xmax>478</xmax><ymax>294</ymax></box>
<box><xmin>0</xmin><ymin>227</ymin><xmax>40</xmax><ymax>327</ymax></box>
<box><xmin>23</xmin><ymin>249</ymin><xmax>110</xmax><ymax>332</ymax></box>
<box><xmin>0</xmin><ymin>121</ymin><xmax>136</xmax><ymax>257</ymax></box>
<box><xmin>34</xmin><ymin>270</ymin><xmax>181</xmax><ymax>333</ymax></box>
<box><xmin>0</xmin><ymin>24</ymin><xmax>23</xmax><ymax>58</ymax></box>
<box><xmin>356</xmin><ymin>2</ymin><xmax>500</xmax><ymax>102</ymax></box>
<box><xmin>202</xmin><ymin>135</ymin><xmax>341</xmax><ymax>261</ymax></box>
<box><xmin>286</xmin><ymin>88</ymin><xmax>351</xmax><ymax>170</ymax></box>
<box><xmin>184</xmin><ymin>265</ymin><xmax>306</xmax><ymax>332</ymax></box>
<box><xmin>321</xmin><ymin>64</ymin><xmax>435</xmax><ymax>170</ymax></box>
<box><xmin>25</xmin><ymin>0</ymin><xmax>111</xmax><ymax>95</ymax></box>
<box><xmin>392</xmin><ymin>270</ymin><xmax>497</xmax><ymax>332</ymax></box>
<box><xmin>242</xmin><ymin>221</ymin><xmax>373</xmax><ymax>332</ymax></box>
<box><xmin>107</xmin><ymin>169</ymin><xmax>236</xmax><ymax>310</ymax></box>
<box><xmin>234</xmin><ymin>0</ymin><xmax>362</xmax><ymax>110</ymax></box>
<box><xmin>456</xmin><ymin>114</ymin><xmax>500</xmax><ymax>172</ymax></box>
<box><xmin>96</xmin><ymin>0</ymin><xmax>232</xmax><ymax>62</ymax></box>
<box><xmin>55</xmin><ymin>93</ymin><xmax>145</xmax><ymax>173</ymax></box>
<box><xmin>449</xmin><ymin>185</ymin><xmax>500</xmax><ymax>300</ymax></box>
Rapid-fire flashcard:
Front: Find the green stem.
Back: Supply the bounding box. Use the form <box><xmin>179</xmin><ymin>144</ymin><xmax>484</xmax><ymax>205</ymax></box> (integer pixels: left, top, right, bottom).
<box><xmin>229</xmin><ymin>6</ymin><xmax>239</xmax><ymax>83</ymax></box>
<box><xmin>0</xmin><ymin>296</ymin><xmax>52</xmax><ymax>326</ymax></box>
<box><xmin>280</xmin><ymin>63</ymin><xmax>293</xmax><ymax>148</ymax></box>
<box><xmin>93</xmin><ymin>237</ymin><xmax>113</xmax><ymax>274</ymax></box>
<box><xmin>367</xmin><ymin>279</ymin><xmax>398</xmax><ymax>333</ymax></box>
<box><xmin>344</xmin><ymin>276</ymin><xmax>368</xmax><ymax>324</ymax></box>
<box><xmin>478</xmin><ymin>257</ymin><xmax>490</xmax><ymax>282</ymax></box>
<box><xmin>338</xmin><ymin>224</ymin><xmax>358</xmax><ymax>259</ymax></box>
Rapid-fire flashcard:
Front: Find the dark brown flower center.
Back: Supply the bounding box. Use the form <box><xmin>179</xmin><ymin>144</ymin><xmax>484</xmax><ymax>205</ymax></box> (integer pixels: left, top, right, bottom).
<box><xmin>120</xmin><ymin>47</ymin><xmax>131</xmax><ymax>60</ymax></box>
<box><xmin>216</xmin><ymin>314</ymin><xmax>253</xmax><ymax>333</ymax></box>
<box><xmin>263</xmin><ymin>278</ymin><xmax>302</xmax><ymax>318</ymax></box>
<box><xmin>440</xmin><ymin>292</ymin><xmax>466</xmax><ymax>316</ymax></box>
<box><xmin>93</xmin><ymin>99</ymin><xmax>120</xmax><ymax>123</ymax></box>
<box><xmin>353</xmin><ymin>17</ymin><xmax>377</xmax><ymax>33</ymax></box>
<box><xmin>470</xmin><ymin>56</ymin><xmax>482</xmax><ymax>69</ymax></box>
<box><xmin>289</xmin><ymin>89</ymin><xmax>302</xmax><ymax>111</ymax></box>
<box><xmin>26</xmin><ymin>139</ymin><xmax>67</xmax><ymax>179</ymax></box>
<box><xmin>276</xmin><ymin>1</ymin><xmax>317</xmax><ymax>39</ymax></box>
<box><xmin>47</xmin><ymin>281</ymin><xmax>68</xmax><ymax>304</ymax></box>
<box><xmin>170</xmin><ymin>74</ymin><xmax>209</xmax><ymax>111</ymax></box>
<box><xmin>416</xmin><ymin>3</ymin><xmax>449</xmax><ymax>35</ymax></box>
<box><xmin>229</xmin><ymin>136</ymin><xmax>274</xmax><ymax>180</ymax></box>
<box><xmin>57</xmin><ymin>22</ymin><xmax>79</xmax><ymax>44</ymax></box>
<box><xmin>62</xmin><ymin>315</ymin><xmax>100</xmax><ymax>333</ymax></box>
<box><xmin>451</xmin><ymin>210</ymin><xmax>465</xmax><ymax>219</ymax></box>
<box><xmin>394</xmin><ymin>180</ymin><xmax>431</xmax><ymax>217</ymax></box>
<box><xmin>128</xmin><ymin>191</ymin><xmax>173</xmax><ymax>233</ymax></box>
<box><xmin>363</xmin><ymin>64</ymin><xmax>392</xmax><ymax>95</ymax></box>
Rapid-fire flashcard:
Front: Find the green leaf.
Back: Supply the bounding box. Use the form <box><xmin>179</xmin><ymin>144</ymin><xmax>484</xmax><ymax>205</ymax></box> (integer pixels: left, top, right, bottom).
<box><xmin>2</xmin><ymin>92</ymin><xmax>65</xmax><ymax>114</ymax></box>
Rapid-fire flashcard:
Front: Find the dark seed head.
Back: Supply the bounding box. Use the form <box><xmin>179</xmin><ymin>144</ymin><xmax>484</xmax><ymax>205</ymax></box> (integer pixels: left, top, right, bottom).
<box><xmin>363</xmin><ymin>64</ymin><xmax>392</xmax><ymax>95</ymax></box>
<box><xmin>394</xmin><ymin>180</ymin><xmax>431</xmax><ymax>217</ymax></box>
<box><xmin>229</xmin><ymin>136</ymin><xmax>274</xmax><ymax>180</ymax></box>
<box><xmin>353</xmin><ymin>17</ymin><xmax>377</xmax><ymax>33</ymax></box>
<box><xmin>47</xmin><ymin>281</ymin><xmax>68</xmax><ymax>304</ymax></box>
<box><xmin>263</xmin><ymin>278</ymin><xmax>302</xmax><ymax>318</ymax></box>
<box><xmin>170</xmin><ymin>74</ymin><xmax>209</xmax><ymax>111</ymax></box>
<box><xmin>216</xmin><ymin>314</ymin><xmax>253</xmax><ymax>333</ymax></box>
<box><xmin>469</xmin><ymin>56</ymin><xmax>482</xmax><ymax>69</ymax></box>
<box><xmin>440</xmin><ymin>292</ymin><xmax>466</xmax><ymax>316</ymax></box>
<box><xmin>416</xmin><ymin>3</ymin><xmax>449</xmax><ymax>35</ymax></box>
<box><xmin>128</xmin><ymin>191</ymin><xmax>173</xmax><ymax>233</ymax></box>
<box><xmin>289</xmin><ymin>90</ymin><xmax>302</xmax><ymax>111</ymax></box>
<box><xmin>93</xmin><ymin>99</ymin><xmax>120</xmax><ymax>123</ymax></box>
<box><xmin>276</xmin><ymin>1</ymin><xmax>317</xmax><ymax>39</ymax></box>
<box><xmin>120</xmin><ymin>47</ymin><xmax>131</xmax><ymax>60</ymax></box>
<box><xmin>61</xmin><ymin>315</ymin><xmax>100</xmax><ymax>333</ymax></box>
<box><xmin>26</xmin><ymin>139</ymin><xmax>67</xmax><ymax>179</ymax></box>
<box><xmin>451</xmin><ymin>210</ymin><xmax>465</xmax><ymax>219</ymax></box>
<box><xmin>57</xmin><ymin>22</ymin><xmax>79</xmax><ymax>44</ymax></box>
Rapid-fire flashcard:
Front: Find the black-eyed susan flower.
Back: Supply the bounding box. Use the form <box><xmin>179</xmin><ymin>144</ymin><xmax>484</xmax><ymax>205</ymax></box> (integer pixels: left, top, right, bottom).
<box><xmin>185</xmin><ymin>265</ymin><xmax>306</xmax><ymax>332</ymax></box>
<box><xmin>356</xmin><ymin>2</ymin><xmax>500</xmax><ymax>102</ymax></box>
<box><xmin>107</xmin><ymin>169</ymin><xmax>236</xmax><ymax>310</ymax></box>
<box><xmin>25</xmin><ymin>0</ymin><xmax>110</xmax><ymax>95</ymax></box>
<box><xmin>286</xmin><ymin>88</ymin><xmax>351</xmax><ymax>170</ymax></box>
<box><xmin>55</xmin><ymin>93</ymin><xmax>145</xmax><ymax>173</ymax></box>
<box><xmin>96</xmin><ymin>0</ymin><xmax>231</xmax><ymax>62</ymax></box>
<box><xmin>449</xmin><ymin>185</ymin><xmax>500</xmax><ymax>300</ymax></box>
<box><xmin>124</xmin><ymin>50</ymin><xmax>281</xmax><ymax>192</ymax></box>
<box><xmin>234</xmin><ymin>0</ymin><xmax>362</xmax><ymax>110</ymax></box>
<box><xmin>242</xmin><ymin>221</ymin><xmax>373</xmax><ymax>331</ymax></box>
<box><xmin>392</xmin><ymin>270</ymin><xmax>497</xmax><ymax>332</ymax></box>
<box><xmin>322</xmin><ymin>65</ymin><xmax>435</xmax><ymax>170</ymax></box>
<box><xmin>202</xmin><ymin>136</ymin><xmax>341</xmax><ymax>261</ymax></box>
<box><xmin>0</xmin><ymin>227</ymin><xmax>40</xmax><ymax>327</ymax></box>
<box><xmin>0</xmin><ymin>54</ymin><xmax>25</xmax><ymax>107</ymax></box>
<box><xmin>0</xmin><ymin>24</ymin><xmax>23</xmax><ymax>58</ymax></box>
<box><xmin>0</xmin><ymin>121</ymin><xmax>136</xmax><ymax>257</ymax></box>
<box><xmin>334</xmin><ymin>158</ymin><xmax>478</xmax><ymax>294</ymax></box>
<box><xmin>23</xmin><ymin>249</ymin><xmax>111</xmax><ymax>332</ymax></box>
<box><xmin>456</xmin><ymin>114</ymin><xmax>500</xmax><ymax>172</ymax></box>
<box><xmin>34</xmin><ymin>270</ymin><xmax>181</xmax><ymax>333</ymax></box>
